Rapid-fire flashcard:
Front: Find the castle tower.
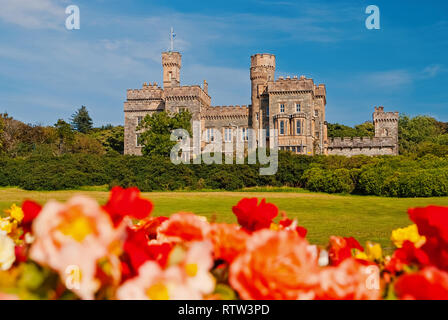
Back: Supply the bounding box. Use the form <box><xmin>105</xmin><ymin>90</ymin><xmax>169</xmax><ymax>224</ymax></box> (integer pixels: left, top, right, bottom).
<box><xmin>162</xmin><ymin>51</ymin><xmax>181</xmax><ymax>88</ymax></box>
<box><xmin>250</xmin><ymin>54</ymin><xmax>275</xmax><ymax>130</ymax></box>
<box><xmin>373</xmin><ymin>106</ymin><xmax>399</xmax><ymax>154</ymax></box>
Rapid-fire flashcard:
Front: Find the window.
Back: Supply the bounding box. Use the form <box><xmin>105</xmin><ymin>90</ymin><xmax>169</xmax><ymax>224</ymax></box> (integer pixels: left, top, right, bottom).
<box><xmin>168</xmin><ymin>72</ymin><xmax>172</xmax><ymax>81</ymax></box>
<box><xmin>224</xmin><ymin>128</ymin><xmax>232</xmax><ymax>142</ymax></box>
<box><xmin>296</xmin><ymin>103</ymin><xmax>301</xmax><ymax>112</ymax></box>
<box><xmin>314</xmin><ymin>110</ymin><xmax>319</xmax><ymax>117</ymax></box>
<box><xmin>178</xmin><ymin>107</ymin><xmax>186</xmax><ymax>113</ymax></box>
<box><xmin>241</xmin><ymin>128</ymin><xmax>248</xmax><ymax>141</ymax></box>
<box><xmin>256</xmin><ymin>113</ymin><xmax>259</xmax><ymax>121</ymax></box>
<box><xmin>137</xmin><ymin>116</ymin><xmax>143</xmax><ymax>126</ymax></box>
<box><xmin>266</xmin><ymin>106</ymin><xmax>270</xmax><ymax>117</ymax></box>
<box><xmin>206</xmin><ymin>128</ymin><xmax>215</xmax><ymax>142</ymax></box>
<box><xmin>280</xmin><ymin>104</ymin><xmax>285</xmax><ymax>113</ymax></box>
<box><xmin>280</xmin><ymin>121</ymin><xmax>285</xmax><ymax>135</ymax></box>
<box><xmin>136</xmin><ymin>133</ymin><xmax>142</xmax><ymax>147</ymax></box>
<box><xmin>296</xmin><ymin>120</ymin><xmax>302</xmax><ymax>135</ymax></box>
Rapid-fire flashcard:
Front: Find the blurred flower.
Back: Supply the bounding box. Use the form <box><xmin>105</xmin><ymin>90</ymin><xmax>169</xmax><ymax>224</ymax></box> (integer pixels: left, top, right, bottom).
<box><xmin>229</xmin><ymin>229</ymin><xmax>320</xmax><ymax>300</ymax></box>
<box><xmin>385</xmin><ymin>240</ymin><xmax>429</xmax><ymax>274</ymax></box>
<box><xmin>208</xmin><ymin>223</ymin><xmax>249</xmax><ymax>263</ymax></box>
<box><xmin>0</xmin><ymin>233</ymin><xmax>15</xmax><ymax>271</ymax></box>
<box><xmin>103</xmin><ymin>187</ymin><xmax>154</xmax><ymax>227</ymax></box>
<box><xmin>0</xmin><ymin>219</ymin><xmax>13</xmax><ymax>235</ymax></box>
<box><xmin>158</xmin><ymin>213</ymin><xmax>210</xmax><ymax>242</ymax></box>
<box><xmin>181</xmin><ymin>241</ymin><xmax>215</xmax><ymax>295</ymax></box>
<box><xmin>121</xmin><ymin>225</ymin><xmax>173</xmax><ymax>281</ymax></box>
<box><xmin>232</xmin><ymin>198</ymin><xmax>278</xmax><ymax>232</ymax></box>
<box><xmin>391</xmin><ymin>224</ymin><xmax>426</xmax><ymax>249</ymax></box>
<box><xmin>395</xmin><ymin>267</ymin><xmax>448</xmax><ymax>300</ymax></box>
<box><xmin>30</xmin><ymin>196</ymin><xmax>124</xmax><ymax>300</ymax></box>
<box><xmin>408</xmin><ymin>206</ymin><xmax>448</xmax><ymax>271</ymax></box>
<box><xmin>365</xmin><ymin>242</ymin><xmax>382</xmax><ymax>261</ymax></box>
<box><xmin>4</xmin><ymin>204</ymin><xmax>24</xmax><ymax>223</ymax></box>
<box><xmin>328</xmin><ymin>236</ymin><xmax>364</xmax><ymax>266</ymax></box>
<box><xmin>316</xmin><ymin>258</ymin><xmax>381</xmax><ymax>300</ymax></box>
<box><xmin>117</xmin><ymin>241</ymin><xmax>215</xmax><ymax>300</ymax></box>
<box><xmin>20</xmin><ymin>200</ymin><xmax>42</xmax><ymax>237</ymax></box>
<box><xmin>279</xmin><ymin>217</ymin><xmax>308</xmax><ymax>238</ymax></box>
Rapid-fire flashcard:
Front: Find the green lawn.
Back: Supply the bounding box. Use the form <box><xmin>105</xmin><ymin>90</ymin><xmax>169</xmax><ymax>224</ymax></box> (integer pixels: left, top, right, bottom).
<box><xmin>2</xmin><ymin>187</ymin><xmax>448</xmax><ymax>253</ymax></box>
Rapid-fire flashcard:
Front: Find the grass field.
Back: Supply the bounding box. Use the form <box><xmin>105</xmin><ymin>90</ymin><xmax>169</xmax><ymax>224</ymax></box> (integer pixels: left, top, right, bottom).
<box><xmin>1</xmin><ymin>187</ymin><xmax>448</xmax><ymax>253</ymax></box>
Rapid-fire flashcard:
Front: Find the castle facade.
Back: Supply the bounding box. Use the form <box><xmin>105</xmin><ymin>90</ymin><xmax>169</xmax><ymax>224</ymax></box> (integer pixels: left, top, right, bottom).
<box><xmin>124</xmin><ymin>51</ymin><xmax>399</xmax><ymax>157</ymax></box>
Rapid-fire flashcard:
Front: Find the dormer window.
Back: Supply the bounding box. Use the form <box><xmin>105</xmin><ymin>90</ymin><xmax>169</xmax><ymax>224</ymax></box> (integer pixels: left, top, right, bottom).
<box><xmin>280</xmin><ymin>104</ymin><xmax>285</xmax><ymax>113</ymax></box>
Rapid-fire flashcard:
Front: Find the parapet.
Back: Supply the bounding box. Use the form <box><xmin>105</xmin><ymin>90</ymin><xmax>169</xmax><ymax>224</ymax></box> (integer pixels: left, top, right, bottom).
<box><xmin>164</xmin><ymin>85</ymin><xmax>211</xmax><ymax>106</ymax></box>
<box><xmin>328</xmin><ymin>136</ymin><xmax>396</xmax><ymax>148</ymax></box>
<box><xmin>373</xmin><ymin>106</ymin><xmax>399</xmax><ymax>122</ymax></box>
<box><xmin>201</xmin><ymin>105</ymin><xmax>249</xmax><ymax>120</ymax></box>
<box><xmin>162</xmin><ymin>51</ymin><xmax>182</xmax><ymax>67</ymax></box>
<box><xmin>251</xmin><ymin>53</ymin><xmax>276</xmax><ymax>69</ymax></box>
<box><xmin>268</xmin><ymin>76</ymin><xmax>315</xmax><ymax>93</ymax></box>
<box><xmin>127</xmin><ymin>82</ymin><xmax>164</xmax><ymax>100</ymax></box>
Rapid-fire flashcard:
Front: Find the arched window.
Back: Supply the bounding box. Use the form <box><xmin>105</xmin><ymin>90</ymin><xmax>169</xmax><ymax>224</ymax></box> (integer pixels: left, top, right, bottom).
<box><xmin>280</xmin><ymin>121</ymin><xmax>285</xmax><ymax>135</ymax></box>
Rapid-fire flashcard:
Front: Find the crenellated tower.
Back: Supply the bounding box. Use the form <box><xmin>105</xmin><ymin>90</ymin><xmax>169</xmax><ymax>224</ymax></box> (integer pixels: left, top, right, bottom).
<box><xmin>250</xmin><ymin>54</ymin><xmax>275</xmax><ymax>131</ymax></box>
<box><xmin>162</xmin><ymin>51</ymin><xmax>182</xmax><ymax>88</ymax></box>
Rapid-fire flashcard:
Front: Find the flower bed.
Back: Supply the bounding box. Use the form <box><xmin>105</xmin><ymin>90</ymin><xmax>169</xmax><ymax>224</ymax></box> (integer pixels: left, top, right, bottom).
<box><xmin>0</xmin><ymin>187</ymin><xmax>447</xmax><ymax>300</ymax></box>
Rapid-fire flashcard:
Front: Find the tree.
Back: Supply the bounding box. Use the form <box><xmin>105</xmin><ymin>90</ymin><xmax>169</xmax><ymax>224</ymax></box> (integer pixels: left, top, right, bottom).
<box><xmin>90</xmin><ymin>125</ymin><xmax>124</xmax><ymax>154</ymax></box>
<box><xmin>0</xmin><ymin>114</ymin><xmax>4</xmax><ymax>152</ymax></box>
<box><xmin>327</xmin><ymin>122</ymin><xmax>374</xmax><ymax>138</ymax></box>
<box><xmin>71</xmin><ymin>106</ymin><xmax>93</xmax><ymax>133</ymax></box>
<box><xmin>398</xmin><ymin>115</ymin><xmax>444</xmax><ymax>154</ymax></box>
<box><xmin>138</xmin><ymin>111</ymin><xmax>192</xmax><ymax>157</ymax></box>
<box><xmin>55</xmin><ymin>119</ymin><xmax>75</xmax><ymax>154</ymax></box>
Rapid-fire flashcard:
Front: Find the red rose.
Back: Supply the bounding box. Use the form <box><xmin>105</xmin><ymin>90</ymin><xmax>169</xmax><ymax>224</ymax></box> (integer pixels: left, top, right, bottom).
<box><xmin>20</xmin><ymin>200</ymin><xmax>42</xmax><ymax>237</ymax></box>
<box><xmin>408</xmin><ymin>206</ymin><xmax>448</xmax><ymax>271</ymax></box>
<box><xmin>385</xmin><ymin>241</ymin><xmax>430</xmax><ymax>274</ymax></box>
<box><xmin>395</xmin><ymin>267</ymin><xmax>448</xmax><ymax>300</ymax></box>
<box><xmin>328</xmin><ymin>236</ymin><xmax>364</xmax><ymax>266</ymax></box>
<box><xmin>232</xmin><ymin>198</ymin><xmax>278</xmax><ymax>232</ymax></box>
<box><xmin>121</xmin><ymin>226</ymin><xmax>173</xmax><ymax>281</ymax></box>
<box><xmin>103</xmin><ymin>187</ymin><xmax>154</xmax><ymax>227</ymax></box>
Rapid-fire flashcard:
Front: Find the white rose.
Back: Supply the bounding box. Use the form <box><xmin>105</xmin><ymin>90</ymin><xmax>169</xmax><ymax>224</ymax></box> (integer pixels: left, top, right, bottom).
<box><xmin>0</xmin><ymin>233</ymin><xmax>15</xmax><ymax>271</ymax></box>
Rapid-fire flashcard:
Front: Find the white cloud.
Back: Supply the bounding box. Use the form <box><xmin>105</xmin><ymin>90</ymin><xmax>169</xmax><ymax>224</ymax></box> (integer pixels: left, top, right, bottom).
<box><xmin>0</xmin><ymin>0</ymin><xmax>66</xmax><ymax>29</ymax></box>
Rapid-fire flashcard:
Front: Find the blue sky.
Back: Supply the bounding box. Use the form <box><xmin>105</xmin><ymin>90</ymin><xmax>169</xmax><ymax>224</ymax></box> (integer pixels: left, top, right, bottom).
<box><xmin>0</xmin><ymin>0</ymin><xmax>447</xmax><ymax>126</ymax></box>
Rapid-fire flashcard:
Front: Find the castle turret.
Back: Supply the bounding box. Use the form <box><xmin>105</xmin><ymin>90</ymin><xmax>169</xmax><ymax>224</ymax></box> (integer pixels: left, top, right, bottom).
<box><xmin>162</xmin><ymin>51</ymin><xmax>181</xmax><ymax>88</ymax></box>
<box><xmin>373</xmin><ymin>106</ymin><xmax>399</xmax><ymax>155</ymax></box>
<box><xmin>250</xmin><ymin>54</ymin><xmax>275</xmax><ymax>130</ymax></box>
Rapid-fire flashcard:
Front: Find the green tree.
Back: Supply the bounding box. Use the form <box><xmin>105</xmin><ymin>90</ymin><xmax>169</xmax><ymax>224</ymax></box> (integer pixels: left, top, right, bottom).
<box><xmin>327</xmin><ymin>122</ymin><xmax>374</xmax><ymax>138</ymax></box>
<box><xmin>0</xmin><ymin>114</ymin><xmax>4</xmax><ymax>152</ymax></box>
<box><xmin>55</xmin><ymin>119</ymin><xmax>75</xmax><ymax>154</ymax></box>
<box><xmin>90</xmin><ymin>125</ymin><xmax>124</xmax><ymax>154</ymax></box>
<box><xmin>398</xmin><ymin>115</ymin><xmax>444</xmax><ymax>154</ymax></box>
<box><xmin>70</xmin><ymin>106</ymin><xmax>93</xmax><ymax>133</ymax></box>
<box><xmin>138</xmin><ymin>111</ymin><xmax>192</xmax><ymax>157</ymax></box>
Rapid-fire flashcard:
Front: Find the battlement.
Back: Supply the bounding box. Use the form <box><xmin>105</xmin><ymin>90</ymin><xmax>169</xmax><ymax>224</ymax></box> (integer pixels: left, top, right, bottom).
<box><xmin>251</xmin><ymin>53</ymin><xmax>276</xmax><ymax>69</ymax></box>
<box><xmin>268</xmin><ymin>76</ymin><xmax>316</xmax><ymax>93</ymax></box>
<box><xmin>328</xmin><ymin>136</ymin><xmax>396</xmax><ymax>148</ymax></box>
<box><xmin>127</xmin><ymin>83</ymin><xmax>164</xmax><ymax>100</ymax></box>
<box><xmin>164</xmin><ymin>85</ymin><xmax>211</xmax><ymax>106</ymax></box>
<box><xmin>201</xmin><ymin>105</ymin><xmax>249</xmax><ymax>120</ymax></box>
<box><xmin>162</xmin><ymin>51</ymin><xmax>182</xmax><ymax>67</ymax></box>
<box><xmin>373</xmin><ymin>106</ymin><xmax>399</xmax><ymax>122</ymax></box>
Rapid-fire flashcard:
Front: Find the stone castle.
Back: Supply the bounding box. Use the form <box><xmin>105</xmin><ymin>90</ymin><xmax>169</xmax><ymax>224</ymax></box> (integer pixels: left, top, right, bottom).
<box><xmin>124</xmin><ymin>51</ymin><xmax>399</xmax><ymax>157</ymax></box>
